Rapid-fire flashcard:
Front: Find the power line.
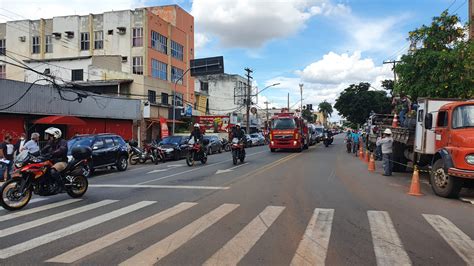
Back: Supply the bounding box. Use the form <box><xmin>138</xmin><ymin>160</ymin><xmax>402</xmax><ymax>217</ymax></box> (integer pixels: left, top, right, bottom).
<box><xmin>452</xmin><ymin>0</ymin><xmax>467</xmax><ymax>13</ymax></box>
<box><xmin>0</xmin><ymin>78</ymin><xmax>50</xmax><ymax>110</ymax></box>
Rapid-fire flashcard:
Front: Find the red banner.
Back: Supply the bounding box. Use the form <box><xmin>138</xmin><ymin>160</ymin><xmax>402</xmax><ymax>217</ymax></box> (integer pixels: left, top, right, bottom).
<box><xmin>160</xmin><ymin>117</ymin><xmax>169</xmax><ymax>138</ymax></box>
<box><xmin>195</xmin><ymin>116</ymin><xmax>230</xmax><ymax>132</ymax></box>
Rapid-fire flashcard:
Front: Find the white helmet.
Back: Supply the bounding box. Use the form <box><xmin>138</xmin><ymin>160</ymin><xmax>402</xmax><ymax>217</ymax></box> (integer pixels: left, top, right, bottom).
<box><xmin>193</xmin><ymin>123</ymin><xmax>200</xmax><ymax>128</ymax></box>
<box><xmin>236</xmin><ymin>123</ymin><xmax>241</xmax><ymax>127</ymax></box>
<box><xmin>384</xmin><ymin>128</ymin><xmax>392</xmax><ymax>135</ymax></box>
<box><xmin>45</xmin><ymin>127</ymin><xmax>62</xmax><ymax>139</ymax></box>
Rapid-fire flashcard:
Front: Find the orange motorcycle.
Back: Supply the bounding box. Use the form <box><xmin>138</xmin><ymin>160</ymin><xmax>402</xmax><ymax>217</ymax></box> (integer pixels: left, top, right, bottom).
<box><xmin>0</xmin><ymin>147</ymin><xmax>91</xmax><ymax>211</ymax></box>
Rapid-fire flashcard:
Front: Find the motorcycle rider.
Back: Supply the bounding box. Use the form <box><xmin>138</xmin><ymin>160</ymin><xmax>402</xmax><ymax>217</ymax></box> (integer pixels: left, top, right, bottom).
<box><xmin>41</xmin><ymin>127</ymin><xmax>68</xmax><ymax>192</ymax></box>
<box><xmin>189</xmin><ymin>123</ymin><xmax>205</xmax><ymax>155</ymax></box>
<box><xmin>231</xmin><ymin>123</ymin><xmax>246</xmax><ymax>155</ymax></box>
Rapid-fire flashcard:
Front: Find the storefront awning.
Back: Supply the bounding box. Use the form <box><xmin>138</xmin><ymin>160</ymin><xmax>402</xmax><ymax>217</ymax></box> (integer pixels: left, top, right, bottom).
<box><xmin>34</xmin><ymin>115</ymin><xmax>86</xmax><ymax>126</ymax></box>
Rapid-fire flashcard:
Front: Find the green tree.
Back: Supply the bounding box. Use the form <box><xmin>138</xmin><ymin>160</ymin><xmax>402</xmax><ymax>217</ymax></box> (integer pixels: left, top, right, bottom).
<box><xmin>318</xmin><ymin>101</ymin><xmax>333</xmax><ymax>123</ymax></box>
<box><xmin>302</xmin><ymin>108</ymin><xmax>315</xmax><ymax>123</ymax></box>
<box><xmin>395</xmin><ymin>11</ymin><xmax>474</xmax><ymax>99</ymax></box>
<box><xmin>381</xmin><ymin>79</ymin><xmax>394</xmax><ymax>95</ymax></box>
<box><xmin>334</xmin><ymin>82</ymin><xmax>392</xmax><ymax>125</ymax></box>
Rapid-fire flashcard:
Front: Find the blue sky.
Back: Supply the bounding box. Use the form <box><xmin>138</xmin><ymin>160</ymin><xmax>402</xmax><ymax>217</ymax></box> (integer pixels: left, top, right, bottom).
<box><xmin>1</xmin><ymin>0</ymin><xmax>470</xmax><ymax>119</ymax></box>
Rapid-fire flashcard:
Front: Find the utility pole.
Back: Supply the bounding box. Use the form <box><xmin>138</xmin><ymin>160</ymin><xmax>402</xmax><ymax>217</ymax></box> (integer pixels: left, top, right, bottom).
<box><xmin>244</xmin><ymin>67</ymin><xmax>253</xmax><ymax>134</ymax></box>
<box><xmin>383</xmin><ymin>60</ymin><xmax>401</xmax><ymax>83</ymax></box>
<box><xmin>264</xmin><ymin>101</ymin><xmax>270</xmax><ymax>129</ymax></box>
<box><xmin>299</xmin><ymin>83</ymin><xmax>303</xmax><ymax>114</ymax></box>
<box><xmin>470</xmin><ymin>0</ymin><xmax>473</xmax><ymax>40</ymax></box>
<box><xmin>287</xmin><ymin>93</ymin><xmax>290</xmax><ymax>112</ymax></box>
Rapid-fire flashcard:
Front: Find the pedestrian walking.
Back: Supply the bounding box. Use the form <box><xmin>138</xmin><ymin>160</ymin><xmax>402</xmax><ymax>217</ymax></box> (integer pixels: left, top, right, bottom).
<box><xmin>22</xmin><ymin>132</ymin><xmax>41</xmax><ymax>154</ymax></box>
<box><xmin>376</xmin><ymin>128</ymin><xmax>394</xmax><ymax>176</ymax></box>
<box><xmin>351</xmin><ymin>130</ymin><xmax>360</xmax><ymax>155</ymax></box>
<box><xmin>0</xmin><ymin>135</ymin><xmax>15</xmax><ymax>181</ymax></box>
<box><xmin>14</xmin><ymin>133</ymin><xmax>27</xmax><ymax>157</ymax></box>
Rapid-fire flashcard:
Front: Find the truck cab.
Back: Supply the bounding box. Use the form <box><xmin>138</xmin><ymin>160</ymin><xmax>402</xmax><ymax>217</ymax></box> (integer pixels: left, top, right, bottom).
<box><xmin>424</xmin><ymin>101</ymin><xmax>474</xmax><ymax>197</ymax></box>
<box><xmin>269</xmin><ymin>113</ymin><xmax>309</xmax><ymax>152</ymax></box>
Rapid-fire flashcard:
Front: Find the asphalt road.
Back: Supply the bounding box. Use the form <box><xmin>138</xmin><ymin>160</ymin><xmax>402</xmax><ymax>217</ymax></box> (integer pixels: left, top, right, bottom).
<box><xmin>0</xmin><ymin>135</ymin><xmax>473</xmax><ymax>265</ymax></box>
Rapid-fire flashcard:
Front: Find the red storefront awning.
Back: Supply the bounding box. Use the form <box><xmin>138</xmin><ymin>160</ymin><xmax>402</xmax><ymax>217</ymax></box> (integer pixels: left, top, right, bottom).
<box><xmin>34</xmin><ymin>115</ymin><xmax>86</xmax><ymax>126</ymax></box>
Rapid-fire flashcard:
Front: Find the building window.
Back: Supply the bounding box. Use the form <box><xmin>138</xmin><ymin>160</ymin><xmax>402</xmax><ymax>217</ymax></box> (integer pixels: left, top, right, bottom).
<box><xmin>151</xmin><ymin>59</ymin><xmax>167</xmax><ymax>80</ymax></box>
<box><xmin>71</xmin><ymin>69</ymin><xmax>83</xmax><ymax>81</ymax></box>
<box><xmin>151</xmin><ymin>31</ymin><xmax>167</xmax><ymax>54</ymax></box>
<box><xmin>171</xmin><ymin>40</ymin><xmax>183</xmax><ymax>61</ymax></box>
<box><xmin>94</xmin><ymin>31</ymin><xmax>103</xmax><ymax>50</ymax></box>
<box><xmin>132</xmin><ymin>27</ymin><xmax>143</xmax><ymax>47</ymax></box>
<box><xmin>173</xmin><ymin>92</ymin><xmax>183</xmax><ymax>107</ymax></box>
<box><xmin>200</xmin><ymin>81</ymin><xmax>209</xmax><ymax>93</ymax></box>
<box><xmin>0</xmin><ymin>65</ymin><xmax>5</xmax><ymax>79</ymax></box>
<box><xmin>32</xmin><ymin>36</ymin><xmax>40</xmax><ymax>54</ymax></box>
<box><xmin>132</xmin><ymin>56</ymin><xmax>143</xmax><ymax>75</ymax></box>
<box><xmin>171</xmin><ymin>66</ymin><xmax>184</xmax><ymax>85</ymax></box>
<box><xmin>0</xmin><ymin>39</ymin><xmax>5</xmax><ymax>55</ymax></box>
<box><xmin>161</xmin><ymin>92</ymin><xmax>169</xmax><ymax>105</ymax></box>
<box><xmin>80</xmin><ymin>32</ymin><xmax>90</xmax><ymax>51</ymax></box>
<box><xmin>147</xmin><ymin>90</ymin><xmax>156</xmax><ymax>104</ymax></box>
<box><xmin>45</xmin><ymin>35</ymin><xmax>53</xmax><ymax>53</ymax></box>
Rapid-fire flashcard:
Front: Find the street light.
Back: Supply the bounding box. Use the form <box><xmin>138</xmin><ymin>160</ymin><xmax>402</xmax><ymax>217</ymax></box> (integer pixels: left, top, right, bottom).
<box><xmin>299</xmin><ymin>83</ymin><xmax>303</xmax><ymax>113</ymax></box>
<box><xmin>257</xmin><ymin>83</ymin><xmax>281</xmax><ymax>95</ymax></box>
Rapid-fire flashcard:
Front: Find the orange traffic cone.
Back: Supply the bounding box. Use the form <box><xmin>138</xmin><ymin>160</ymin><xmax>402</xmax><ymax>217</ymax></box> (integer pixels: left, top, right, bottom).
<box><xmin>359</xmin><ymin>146</ymin><xmax>364</xmax><ymax>160</ymax></box>
<box><xmin>368</xmin><ymin>153</ymin><xmax>376</xmax><ymax>172</ymax></box>
<box><xmin>408</xmin><ymin>166</ymin><xmax>423</xmax><ymax>196</ymax></box>
<box><xmin>365</xmin><ymin>150</ymin><xmax>370</xmax><ymax>163</ymax></box>
<box><xmin>392</xmin><ymin>114</ymin><xmax>398</xmax><ymax>128</ymax></box>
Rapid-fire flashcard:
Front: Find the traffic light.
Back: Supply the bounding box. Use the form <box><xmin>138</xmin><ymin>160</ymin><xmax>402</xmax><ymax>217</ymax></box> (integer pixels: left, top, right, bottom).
<box><xmin>307</xmin><ymin>104</ymin><xmax>313</xmax><ymax>110</ymax></box>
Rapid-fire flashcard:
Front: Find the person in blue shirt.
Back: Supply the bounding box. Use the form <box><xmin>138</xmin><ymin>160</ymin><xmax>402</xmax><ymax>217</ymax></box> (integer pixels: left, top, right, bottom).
<box><xmin>351</xmin><ymin>131</ymin><xmax>360</xmax><ymax>155</ymax></box>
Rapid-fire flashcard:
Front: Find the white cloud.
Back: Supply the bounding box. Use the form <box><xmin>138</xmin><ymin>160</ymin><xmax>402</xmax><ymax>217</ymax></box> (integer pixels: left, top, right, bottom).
<box><xmin>0</xmin><ymin>0</ymin><xmax>146</xmax><ymax>22</ymax></box>
<box><xmin>194</xmin><ymin>32</ymin><xmax>210</xmax><ymax>50</ymax></box>
<box><xmin>264</xmin><ymin>51</ymin><xmax>392</xmax><ymax>117</ymax></box>
<box><xmin>191</xmin><ymin>0</ymin><xmax>349</xmax><ymax>48</ymax></box>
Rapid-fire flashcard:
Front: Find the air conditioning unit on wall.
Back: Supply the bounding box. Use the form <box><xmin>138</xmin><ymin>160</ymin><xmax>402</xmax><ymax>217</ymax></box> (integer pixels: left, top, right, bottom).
<box><xmin>18</xmin><ymin>36</ymin><xmax>26</xmax><ymax>42</ymax></box>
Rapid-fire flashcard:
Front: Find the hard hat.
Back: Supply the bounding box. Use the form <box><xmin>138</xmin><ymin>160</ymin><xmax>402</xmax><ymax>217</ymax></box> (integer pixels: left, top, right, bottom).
<box><xmin>236</xmin><ymin>123</ymin><xmax>241</xmax><ymax>127</ymax></box>
<box><xmin>45</xmin><ymin>127</ymin><xmax>62</xmax><ymax>139</ymax></box>
<box><xmin>384</xmin><ymin>128</ymin><xmax>392</xmax><ymax>135</ymax></box>
<box><xmin>193</xmin><ymin>123</ymin><xmax>200</xmax><ymax>128</ymax></box>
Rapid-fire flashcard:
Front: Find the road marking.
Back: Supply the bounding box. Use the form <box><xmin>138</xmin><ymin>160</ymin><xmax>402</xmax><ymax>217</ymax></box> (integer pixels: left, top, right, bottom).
<box><xmin>290</xmin><ymin>208</ymin><xmax>334</xmax><ymax>266</ymax></box>
<box><xmin>47</xmin><ymin>202</ymin><xmax>197</xmax><ymax>263</ymax></box>
<box><xmin>0</xmin><ymin>201</ymin><xmax>155</xmax><ymax>259</ymax></box>
<box><xmin>146</xmin><ymin>169</ymin><xmax>169</xmax><ymax>174</ymax></box>
<box><xmin>89</xmin><ymin>184</ymin><xmax>229</xmax><ymax>190</ymax></box>
<box><xmin>204</xmin><ymin>205</ymin><xmax>285</xmax><ymax>266</ymax></box>
<box><xmin>215</xmin><ymin>163</ymin><xmax>249</xmax><ymax>175</ymax></box>
<box><xmin>459</xmin><ymin>197</ymin><xmax>474</xmax><ymax>205</ymax></box>
<box><xmin>139</xmin><ymin>150</ymin><xmax>267</xmax><ymax>184</ymax></box>
<box><xmin>167</xmin><ymin>164</ymin><xmax>185</xmax><ymax>167</ymax></box>
<box><xmin>0</xmin><ymin>199</ymin><xmax>82</xmax><ymax>222</ymax></box>
<box><xmin>28</xmin><ymin>197</ymin><xmax>49</xmax><ymax>204</ymax></box>
<box><xmin>119</xmin><ymin>203</ymin><xmax>239</xmax><ymax>266</ymax></box>
<box><xmin>0</xmin><ymin>200</ymin><xmax>116</xmax><ymax>238</ymax></box>
<box><xmin>367</xmin><ymin>211</ymin><xmax>412</xmax><ymax>266</ymax></box>
<box><xmin>423</xmin><ymin>214</ymin><xmax>474</xmax><ymax>265</ymax></box>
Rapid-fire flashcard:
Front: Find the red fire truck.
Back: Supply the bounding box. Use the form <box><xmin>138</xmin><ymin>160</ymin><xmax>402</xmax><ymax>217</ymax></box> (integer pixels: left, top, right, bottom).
<box><xmin>269</xmin><ymin>112</ymin><xmax>310</xmax><ymax>152</ymax></box>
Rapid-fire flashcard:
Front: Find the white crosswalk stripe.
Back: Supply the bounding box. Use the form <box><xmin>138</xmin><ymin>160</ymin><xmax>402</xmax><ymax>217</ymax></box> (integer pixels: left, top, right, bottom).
<box><xmin>46</xmin><ymin>202</ymin><xmax>197</xmax><ymax>263</ymax></box>
<box><xmin>0</xmin><ymin>201</ymin><xmax>155</xmax><ymax>259</ymax></box>
<box><xmin>368</xmin><ymin>211</ymin><xmax>412</xmax><ymax>266</ymax></box>
<box><xmin>119</xmin><ymin>203</ymin><xmax>239</xmax><ymax>266</ymax></box>
<box><xmin>0</xmin><ymin>200</ymin><xmax>117</xmax><ymax>237</ymax></box>
<box><xmin>204</xmin><ymin>206</ymin><xmax>285</xmax><ymax>266</ymax></box>
<box><xmin>290</xmin><ymin>208</ymin><xmax>334</xmax><ymax>266</ymax></box>
<box><xmin>0</xmin><ymin>199</ymin><xmax>82</xmax><ymax>222</ymax></box>
<box><xmin>423</xmin><ymin>214</ymin><xmax>474</xmax><ymax>265</ymax></box>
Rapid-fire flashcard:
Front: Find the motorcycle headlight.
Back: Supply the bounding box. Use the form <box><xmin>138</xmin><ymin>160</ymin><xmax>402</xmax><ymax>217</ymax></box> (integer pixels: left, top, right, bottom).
<box><xmin>466</xmin><ymin>154</ymin><xmax>474</xmax><ymax>165</ymax></box>
<box><xmin>15</xmin><ymin>162</ymin><xmax>23</xmax><ymax>168</ymax></box>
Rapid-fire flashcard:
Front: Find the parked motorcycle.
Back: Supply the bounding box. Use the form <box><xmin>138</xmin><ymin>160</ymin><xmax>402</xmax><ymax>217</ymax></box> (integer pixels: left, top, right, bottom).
<box><xmin>222</xmin><ymin>138</ymin><xmax>231</xmax><ymax>152</ymax></box>
<box><xmin>128</xmin><ymin>144</ymin><xmax>144</xmax><ymax>165</ymax></box>
<box><xmin>140</xmin><ymin>143</ymin><xmax>164</xmax><ymax>165</ymax></box>
<box><xmin>185</xmin><ymin>139</ymin><xmax>208</xmax><ymax>166</ymax></box>
<box><xmin>0</xmin><ymin>148</ymin><xmax>90</xmax><ymax>211</ymax></box>
<box><xmin>231</xmin><ymin>138</ymin><xmax>245</xmax><ymax>165</ymax></box>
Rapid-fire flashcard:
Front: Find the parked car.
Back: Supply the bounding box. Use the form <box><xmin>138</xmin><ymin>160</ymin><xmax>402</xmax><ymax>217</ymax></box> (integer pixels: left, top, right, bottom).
<box><xmin>158</xmin><ymin>136</ymin><xmax>189</xmax><ymax>160</ymax></box>
<box><xmin>244</xmin><ymin>134</ymin><xmax>254</xmax><ymax>147</ymax></box>
<box><xmin>314</xmin><ymin>125</ymin><xmax>325</xmax><ymax>142</ymax></box>
<box><xmin>67</xmin><ymin>133</ymin><xmax>129</xmax><ymax>178</ymax></box>
<box><xmin>308</xmin><ymin>124</ymin><xmax>318</xmax><ymax>145</ymax></box>
<box><xmin>204</xmin><ymin>135</ymin><xmax>223</xmax><ymax>154</ymax></box>
<box><xmin>249</xmin><ymin>133</ymin><xmax>265</xmax><ymax>146</ymax></box>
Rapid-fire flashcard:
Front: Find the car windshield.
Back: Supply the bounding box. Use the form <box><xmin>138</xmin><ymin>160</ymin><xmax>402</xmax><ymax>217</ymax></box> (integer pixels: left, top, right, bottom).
<box><xmin>452</xmin><ymin>105</ymin><xmax>474</xmax><ymax>129</ymax></box>
<box><xmin>68</xmin><ymin>137</ymin><xmax>94</xmax><ymax>154</ymax></box>
<box><xmin>160</xmin><ymin>136</ymin><xmax>182</xmax><ymax>145</ymax></box>
<box><xmin>272</xmin><ymin>118</ymin><xmax>296</xmax><ymax>130</ymax></box>
<box><xmin>315</xmin><ymin>128</ymin><xmax>324</xmax><ymax>133</ymax></box>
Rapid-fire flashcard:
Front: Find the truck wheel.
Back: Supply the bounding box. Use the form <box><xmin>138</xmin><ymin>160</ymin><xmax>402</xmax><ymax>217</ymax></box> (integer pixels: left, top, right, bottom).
<box><xmin>270</xmin><ymin>148</ymin><xmax>275</xmax><ymax>152</ymax></box>
<box><xmin>430</xmin><ymin>159</ymin><xmax>463</xmax><ymax>198</ymax></box>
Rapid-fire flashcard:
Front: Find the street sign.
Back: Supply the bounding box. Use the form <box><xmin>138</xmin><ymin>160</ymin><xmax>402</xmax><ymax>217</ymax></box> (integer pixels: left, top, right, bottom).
<box><xmin>190</xmin><ymin>56</ymin><xmax>224</xmax><ymax>77</ymax></box>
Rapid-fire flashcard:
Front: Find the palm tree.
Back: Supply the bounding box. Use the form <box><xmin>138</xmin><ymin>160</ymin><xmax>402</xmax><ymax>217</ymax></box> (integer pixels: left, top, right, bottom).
<box><xmin>318</xmin><ymin>101</ymin><xmax>333</xmax><ymax>126</ymax></box>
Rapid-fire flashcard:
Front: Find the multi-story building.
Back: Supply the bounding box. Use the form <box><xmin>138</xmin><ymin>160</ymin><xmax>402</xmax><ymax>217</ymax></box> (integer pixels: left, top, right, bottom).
<box><xmin>194</xmin><ymin>73</ymin><xmax>248</xmax><ymax>116</ymax></box>
<box><xmin>0</xmin><ymin>5</ymin><xmax>194</xmax><ymax>142</ymax></box>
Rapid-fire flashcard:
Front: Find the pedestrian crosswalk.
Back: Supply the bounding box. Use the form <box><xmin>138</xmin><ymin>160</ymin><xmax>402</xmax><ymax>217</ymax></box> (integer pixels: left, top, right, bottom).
<box><xmin>0</xmin><ymin>199</ymin><xmax>473</xmax><ymax>265</ymax></box>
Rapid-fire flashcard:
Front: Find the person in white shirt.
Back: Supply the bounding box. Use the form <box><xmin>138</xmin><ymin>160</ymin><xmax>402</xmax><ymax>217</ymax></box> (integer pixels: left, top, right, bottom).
<box><xmin>14</xmin><ymin>133</ymin><xmax>27</xmax><ymax>157</ymax></box>
<box><xmin>21</xmin><ymin>133</ymin><xmax>40</xmax><ymax>154</ymax></box>
<box><xmin>376</xmin><ymin>128</ymin><xmax>394</xmax><ymax>176</ymax></box>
